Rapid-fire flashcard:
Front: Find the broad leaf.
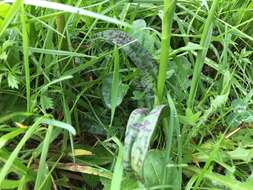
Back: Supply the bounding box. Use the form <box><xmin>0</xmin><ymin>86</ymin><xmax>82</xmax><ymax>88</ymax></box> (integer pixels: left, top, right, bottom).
<box><xmin>102</xmin><ymin>74</ymin><xmax>129</xmax><ymax>109</ymax></box>
<box><xmin>143</xmin><ymin>150</ymin><xmax>178</xmax><ymax>187</ymax></box>
<box><xmin>124</xmin><ymin>105</ymin><xmax>166</xmax><ymax>176</ymax></box>
<box><xmin>128</xmin><ymin>19</ymin><xmax>157</xmax><ymax>56</ymax></box>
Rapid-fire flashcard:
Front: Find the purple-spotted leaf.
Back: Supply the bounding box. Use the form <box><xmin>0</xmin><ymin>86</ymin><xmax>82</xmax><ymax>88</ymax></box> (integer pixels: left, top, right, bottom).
<box><xmin>95</xmin><ymin>30</ymin><xmax>157</xmax><ymax>95</ymax></box>
<box><xmin>124</xmin><ymin>105</ymin><xmax>166</xmax><ymax>176</ymax></box>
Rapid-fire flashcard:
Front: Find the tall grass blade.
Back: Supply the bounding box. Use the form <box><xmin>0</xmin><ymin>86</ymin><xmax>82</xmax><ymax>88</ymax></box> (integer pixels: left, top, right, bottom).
<box><xmin>34</xmin><ymin>125</ymin><xmax>53</xmax><ymax>190</ymax></box>
<box><xmin>110</xmin><ymin>47</ymin><xmax>120</xmax><ymax>127</ymax></box>
<box><xmin>20</xmin><ymin>2</ymin><xmax>31</xmax><ymax>112</ymax></box>
<box><xmin>0</xmin><ymin>0</ymin><xmax>21</xmax><ymax>37</ymax></box>
<box><xmin>0</xmin><ymin>128</ymin><xmax>25</xmax><ymax>149</ymax></box>
<box><xmin>187</xmin><ymin>0</ymin><xmax>219</xmax><ymax>109</ymax></box>
<box><xmin>4</xmin><ymin>0</ymin><xmax>129</xmax><ymax>27</ymax></box>
<box><xmin>110</xmin><ymin>137</ymin><xmax>124</xmax><ymax>190</ymax></box>
<box><xmin>42</xmin><ymin>119</ymin><xmax>76</xmax><ymax>135</ymax></box>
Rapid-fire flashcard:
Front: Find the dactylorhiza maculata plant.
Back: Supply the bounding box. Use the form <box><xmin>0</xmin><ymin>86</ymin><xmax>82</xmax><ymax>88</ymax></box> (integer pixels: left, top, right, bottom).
<box><xmin>0</xmin><ymin>0</ymin><xmax>253</xmax><ymax>189</ymax></box>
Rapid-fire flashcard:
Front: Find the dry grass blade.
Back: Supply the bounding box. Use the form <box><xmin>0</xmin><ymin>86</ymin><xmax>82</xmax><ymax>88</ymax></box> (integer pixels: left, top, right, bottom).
<box><xmin>57</xmin><ymin>163</ymin><xmax>112</xmax><ymax>179</ymax></box>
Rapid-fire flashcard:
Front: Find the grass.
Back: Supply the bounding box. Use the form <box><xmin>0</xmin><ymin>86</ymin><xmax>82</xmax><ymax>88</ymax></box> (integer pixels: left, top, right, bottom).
<box><xmin>186</xmin><ymin>0</ymin><xmax>219</xmax><ymax>109</ymax></box>
<box><xmin>0</xmin><ymin>0</ymin><xmax>253</xmax><ymax>189</ymax></box>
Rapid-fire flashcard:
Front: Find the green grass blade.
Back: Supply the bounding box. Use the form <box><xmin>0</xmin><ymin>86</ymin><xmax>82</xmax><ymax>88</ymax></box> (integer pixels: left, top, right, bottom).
<box><xmin>0</xmin><ymin>128</ymin><xmax>25</xmax><ymax>149</ymax></box>
<box><xmin>39</xmin><ymin>75</ymin><xmax>73</xmax><ymax>93</ymax></box>
<box><xmin>186</xmin><ymin>166</ymin><xmax>252</xmax><ymax>190</ymax></box>
<box><xmin>187</xmin><ymin>0</ymin><xmax>219</xmax><ymax>109</ymax></box>
<box><xmin>0</xmin><ymin>148</ymin><xmax>34</xmax><ymax>177</ymax></box>
<box><xmin>38</xmin><ymin>154</ymin><xmax>63</xmax><ymax>190</ymax></box>
<box><xmin>0</xmin><ymin>0</ymin><xmax>22</xmax><ymax>37</ymax></box>
<box><xmin>30</xmin><ymin>47</ymin><xmax>95</xmax><ymax>58</ymax></box>
<box><xmin>18</xmin><ymin>175</ymin><xmax>29</xmax><ymax>190</ymax></box>
<box><xmin>110</xmin><ymin>46</ymin><xmax>120</xmax><ymax>127</ymax></box>
<box><xmin>42</xmin><ymin>119</ymin><xmax>76</xmax><ymax>135</ymax></box>
<box><xmin>110</xmin><ymin>137</ymin><xmax>124</xmax><ymax>190</ymax></box>
<box><xmin>1</xmin><ymin>179</ymin><xmax>29</xmax><ymax>189</ymax></box>
<box><xmin>4</xmin><ymin>0</ymin><xmax>129</xmax><ymax>27</ymax></box>
<box><xmin>0</xmin><ymin>116</ymin><xmax>45</xmax><ymax>186</ymax></box>
<box><xmin>34</xmin><ymin>125</ymin><xmax>53</xmax><ymax>190</ymax></box>
<box><xmin>167</xmin><ymin>94</ymin><xmax>182</xmax><ymax>189</ymax></box>
<box><xmin>0</xmin><ymin>112</ymin><xmax>33</xmax><ymax>123</ymax></box>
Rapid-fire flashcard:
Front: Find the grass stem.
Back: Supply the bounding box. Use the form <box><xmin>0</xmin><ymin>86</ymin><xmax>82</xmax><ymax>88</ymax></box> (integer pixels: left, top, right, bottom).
<box><xmin>156</xmin><ymin>0</ymin><xmax>176</xmax><ymax>104</ymax></box>
<box><xmin>20</xmin><ymin>2</ymin><xmax>31</xmax><ymax>112</ymax></box>
<box><xmin>157</xmin><ymin>1</ymin><xmax>177</xmax><ymax>189</ymax></box>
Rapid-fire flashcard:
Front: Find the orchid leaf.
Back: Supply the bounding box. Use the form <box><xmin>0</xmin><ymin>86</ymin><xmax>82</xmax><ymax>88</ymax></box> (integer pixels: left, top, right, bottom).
<box><xmin>124</xmin><ymin>105</ymin><xmax>166</xmax><ymax>176</ymax></box>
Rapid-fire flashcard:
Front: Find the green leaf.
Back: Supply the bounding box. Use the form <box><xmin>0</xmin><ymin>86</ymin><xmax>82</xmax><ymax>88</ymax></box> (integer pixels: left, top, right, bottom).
<box><xmin>0</xmin><ymin>148</ymin><xmax>34</xmax><ymax>177</ymax></box>
<box><xmin>227</xmin><ymin>90</ymin><xmax>253</xmax><ymax>128</ymax></box>
<box><xmin>210</xmin><ymin>70</ymin><xmax>231</xmax><ymax>110</ymax></box>
<box><xmin>143</xmin><ymin>150</ymin><xmax>178</xmax><ymax>187</ymax></box>
<box><xmin>2</xmin><ymin>40</ymin><xmax>15</xmax><ymax>50</ymax></box>
<box><xmin>128</xmin><ymin>19</ymin><xmax>157</xmax><ymax>55</ymax></box>
<box><xmin>0</xmin><ymin>51</ymin><xmax>7</xmax><ymax>60</ymax></box>
<box><xmin>187</xmin><ymin>70</ymin><xmax>232</xmax><ymax>140</ymax></box>
<box><xmin>7</xmin><ymin>73</ymin><xmax>19</xmax><ymax>89</ymax></box>
<box><xmin>102</xmin><ymin>174</ymin><xmax>140</xmax><ymax>190</ymax></box>
<box><xmin>0</xmin><ymin>74</ymin><xmax>3</xmax><ymax>85</ymax></box>
<box><xmin>96</xmin><ymin>30</ymin><xmax>157</xmax><ymax>95</ymax></box>
<box><xmin>40</xmin><ymin>75</ymin><xmax>73</xmax><ymax>93</ymax></box>
<box><xmin>42</xmin><ymin>119</ymin><xmax>76</xmax><ymax>136</ymax></box>
<box><xmin>227</xmin><ymin>147</ymin><xmax>253</xmax><ymax>163</ymax></box>
<box><xmin>173</xmin><ymin>56</ymin><xmax>192</xmax><ymax>90</ymax></box>
<box><xmin>179</xmin><ymin>108</ymin><xmax>201</xmax><ymax>126</ymax></box>
<box><xmin>170</xmin><ymin>42</ymin><xmax>202</xmax><ymax>57</ymax></box>
<box><xmin>40</xmin><ymin>95</ymin><xmax>54</xmax><ymax>111</ymax></box>
<box><xmin>121</xmin><ymin>176</ymin><xmax>140</xmax><ymax>190</ymax></box>
<box><xmin>210</xmin><ymin>94</ymin><xmax>228</xmax><ymax>110</ymax></box>
<box><xmin>132</xmin><ymin>90</ymin><xmax>145</xmax><ymax>101</ymax></box>
<box><xmin>102</xmin><ymin>74</ymin><xmax>129</xmax><ymax>109</ymax></box>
